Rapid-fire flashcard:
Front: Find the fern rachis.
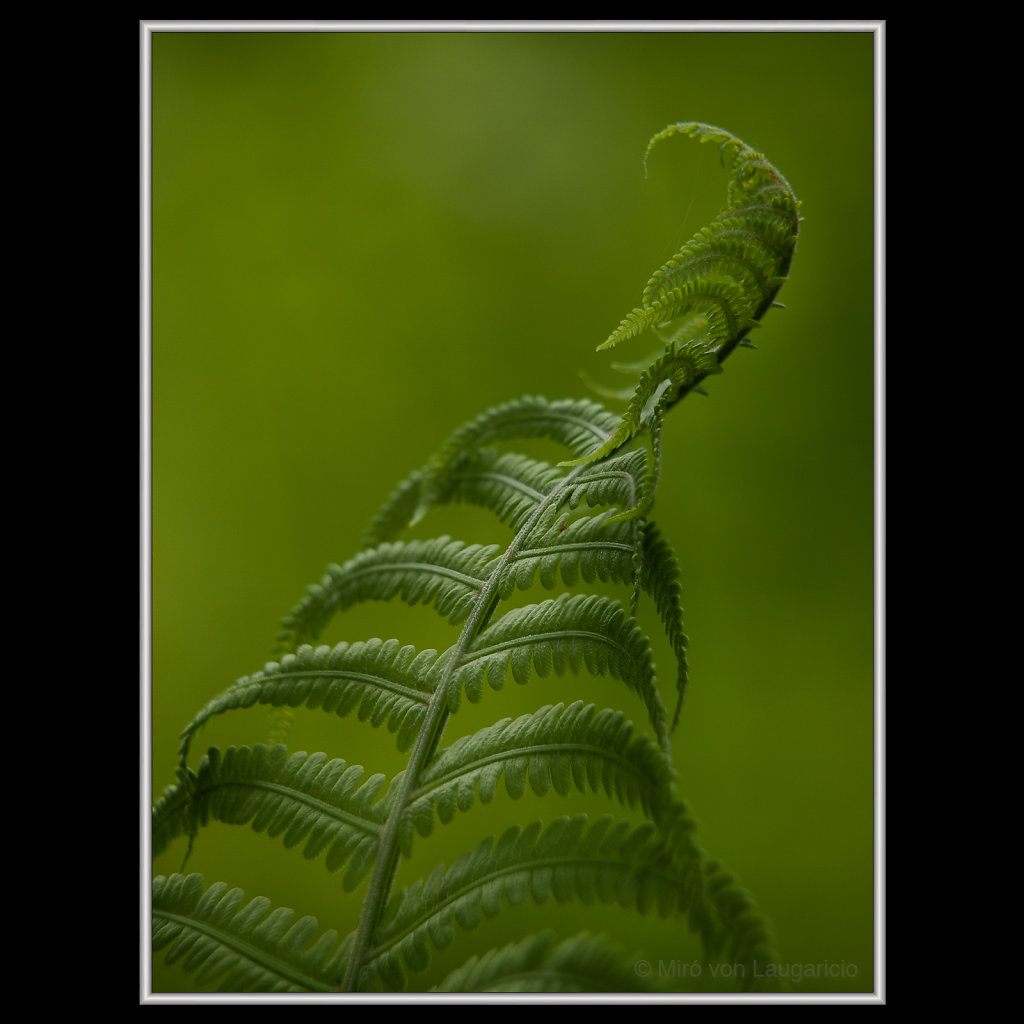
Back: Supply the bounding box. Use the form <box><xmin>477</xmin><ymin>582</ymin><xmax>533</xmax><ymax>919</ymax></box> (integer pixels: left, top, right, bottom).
<box><xmin>151</xmin><ymin>121</ymin><xmax>800</xmax><ymax>995</ymax></box>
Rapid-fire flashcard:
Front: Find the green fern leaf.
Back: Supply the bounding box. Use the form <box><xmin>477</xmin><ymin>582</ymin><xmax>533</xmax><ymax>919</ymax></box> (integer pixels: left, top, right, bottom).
<box><xmin>153</xmin><ymin>121</ymin><xmax>799</xmax><ymax>996</ymax></box>
<box><xmin>154</xmin><ymin>744</ymin><xmax>389</xmax><ymax>889</ymax></box>
<box><xmin>358</xmin><ymin>813</ymin><xmax>704</xmax><ymax>991</ymax></box>
<box><xmin>496</xmin><ymin>508</ymin><xmax>639</xmax><ymax>596</ymax></box>
<box><xmin>410</xmin><ymin>397</ymin><xmax>619</xmax><ymax>525</ymax></box>
<box><xmin>433</xmin><ymin>930</ymin><xmax>656</xmax><ymax>993</ymax></box>
<box><xmin>560</xmin><ymin>446</ymin><xmax>647</xmax><ymax>513</ymax></box>
<box><xmin>637</xmin><ymin>523</ymin><xmax>690</xmax><ymax>727</ymax></box>
<box><xmin>177</xmin><ymin>637</ymin><xmax>438</xmax><ymax>770</ymax></box>
<box><xmin>403</xmin><ymin>701</ymin><xmax>675</xmax><ymax>847</ymax></box>
<box><xmin>599</xmin><ymin>122</ymin><xmax>798</xmax><ymax>403</ymax></box>
<box><xmin>152</xmin><ymin>873</ymin><xmax>346</xmax><ymax>992</ymax></box>
<box><xmin>700</xmin><ymin>860</ymin><xmax>783</xmax><ymax>988</ymax></box>
<box><xmin>276</xmin><ymin>536</ymin><xmax>500</xmax><ymax>650</ymax></box>
<box><xmin>439</xmin><ymin>593</ymin><xmax>670</xmax><ymax>750</ymax></box>
<box><xmin>429</xmin><ymin>447</ymin><xmax>567</xmax><ymax>533</ymax></box>
<box><xmin>559</xmin><ymin>341</ymin><xmax>722</xmax><ymax>468</ymax></box>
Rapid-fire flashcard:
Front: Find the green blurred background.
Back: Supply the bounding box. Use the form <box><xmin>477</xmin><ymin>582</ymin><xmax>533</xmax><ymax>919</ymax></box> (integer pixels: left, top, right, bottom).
<box><xmin>149</xmin><ymin>27</ymin><xmax>876</xmax><ymax>995</ymax></box>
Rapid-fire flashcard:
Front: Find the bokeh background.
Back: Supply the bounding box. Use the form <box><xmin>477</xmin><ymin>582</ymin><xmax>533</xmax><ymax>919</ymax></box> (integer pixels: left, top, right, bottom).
<box><xmin>148</xmin><ymin>26</ymin><xmax>877</xmax><ymax>996</ymax></box>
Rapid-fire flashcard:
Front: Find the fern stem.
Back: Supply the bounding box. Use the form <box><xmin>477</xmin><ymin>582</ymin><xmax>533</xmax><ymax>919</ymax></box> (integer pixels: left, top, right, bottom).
<box><xmin>340</xmin><ymin>459</ymin><xmax>603</xmax><ymax>991</ymax></box>
<box><xmin>338</xmin><ymin>669</ymin><xmax>454</xmax><ymax>990</ymax></box>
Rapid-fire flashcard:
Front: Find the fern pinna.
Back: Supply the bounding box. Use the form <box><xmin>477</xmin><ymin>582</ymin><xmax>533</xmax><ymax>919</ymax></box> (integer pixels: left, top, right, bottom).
<box><xmin>151</xmin><ymin>122</ymin><xmax>800</xmax><ymax>995</ymax></box>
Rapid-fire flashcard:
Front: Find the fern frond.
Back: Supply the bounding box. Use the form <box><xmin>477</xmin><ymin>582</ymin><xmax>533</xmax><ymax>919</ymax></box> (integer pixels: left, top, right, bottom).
<box><xmin>433</xmin><ymin>929</ymin><xmax>656</xmax><ymax>993</ymax></box>
<box><xmin>152</xmin><ymin>873</ymin><xmax>346</xmax><ymax>992</ymax></box>
<box><xmin>636</xmin><ymin>523</ymin><xmax>689</xmax><ymax>728</ymax></box>
<box><xmin>604</xmin><ymin>408</ymin><xmax>664</xmax><ymax>526</ymax></box>
<box><xmin>600</xmin><ymin>277</ymin><xmax>753</xmax><ymax>354</ymax></box>
<box><xmin>438</xmin><ymin>593</ymin><xmax>670</xmax><ymax>751</ymax></box>
<box><xmin>642</xmin><ymin>240</ymin><xmax>783</xmax><ymax>313</ymax></box>
<box><xmin>406</xmin><ymin>396</ymin><xmax>621</xmax><ymax>529</ymax></box>
<box><xmin>153</xmin><ymin>121</ymin><xmax>800</xmax><ymax>996</ymax></box>
<box><xmin>401</xmin><ymin>700</ymin><xmax>674</xmax><ymax>850</ymax></box>
<box><xmin>644</xmin><ymin>121</ymin><xmax>795</xmax><ymax>205</ymax></box>
<box><xmin>601</xmin><ymin>121</ymin><xmax>798</xmax><ymax>369</ymax></box>
<box><xmin>429</xmin><ymin>447</ymin><xmax>566</xmax><ymax>534</ymax></box>
<box><xmin>357</xmin><ymin>813</ymin><xmax>704</xmax><ymax>991</ymax></box>
<box><xmin>373</xmin><ymin>441</ymin><xmax>646</xmax><ymax>550</ymax></box>
<box><xmin>154</xmin><ymin>745</ymin><xmax>388</xmax><ymax>889</ymax></box>
<box><xmin>701</xmin><ymin>859</ymin><xmax>784</xmax><ymax>990</ymax></box>
<box><xmin>362</xmin><ymin>468</ymin><xmax>425</xmax><ymax>548</ymax></box>
<box><xmin>496</xmin><ymin>508</ymin><xmax>638</xmax><ymax>596</ymax></box>
<box><xmin>177</xmin><ymin>638</ymin><xmax>438</xmax><ymax>772</ymax></box>
<box><xmin>559</xmin><ymin>446</ymin><xmax>646</xmax><ymax>514</ymax></box>
<box><xmin>559</xmin><ymin>342</ymin><xmax>722</xmax><ymax>468</ymax></box>
<box><xmin>276</xmin><ymin>536</ymin><xmax>500</xmax><ymax>650</ymax></box>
